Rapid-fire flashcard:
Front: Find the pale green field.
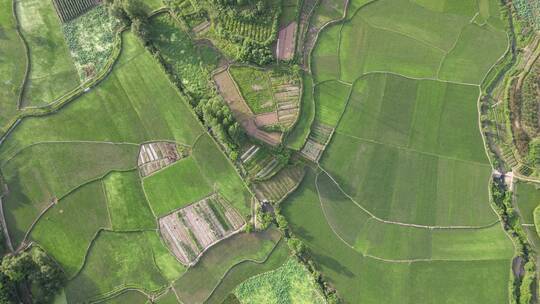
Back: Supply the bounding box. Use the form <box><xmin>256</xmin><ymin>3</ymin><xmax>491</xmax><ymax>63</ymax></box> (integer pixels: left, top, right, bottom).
<box><xmin>30</xmin><ymin>181</ymin><xmax>111</xmax><ymax>277</ymax></box>
<box><xmin>103</xmin><ymin>170</ymin><xmax>156</xmax><ymax>230</ymax></box>
<box><xmin>284</xmin><ymin>170</ymin><xmax>513</xmax><ymax>304</ymax></box>
<box><xmin>16</xmin><ymin>0</ymin><xmax>80</xmax><ymax>107</ymax></box>
<box><xmin>2</xmin><ymin>142</ymin><xmax>138</xmax><ymax>244</ymax></box>
<box><xmin>143</xmin><ymin>157</ymin><xmax>213</xmax><ymax>216</ymax></box>
<box><xmin>0</xmin><ymin>0</ymin><xmax>25</xmax><ymax>131</ymax></box>
<box><xmin>65</xmin><ymin>231</ymin><xmax>184</xmax><ymax>303</ymax></box>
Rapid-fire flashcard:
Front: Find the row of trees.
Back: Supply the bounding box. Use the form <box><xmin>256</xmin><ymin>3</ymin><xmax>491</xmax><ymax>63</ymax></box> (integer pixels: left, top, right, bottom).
<box><xmin>104</xmin><ymin>0</ymin><xmax>246</xmax><ymax>155</ymax></box>
<box><xmin>491</xmin><ymin>177</ymin><xmax>537</xmax><ymax>304</ymax></box>
<box><xmin>0</xmin><ymin>248</ymin><xmax>65</xmax><ymax>304</ymax></box>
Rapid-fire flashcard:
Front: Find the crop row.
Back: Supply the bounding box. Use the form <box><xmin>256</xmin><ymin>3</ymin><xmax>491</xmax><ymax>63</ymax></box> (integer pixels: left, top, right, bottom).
<box><xmin>220</xmin><ymin>17</ymin><xmax>273</xmax><ymax>43</ymax></box>
<box><xmin>53</xmin><ymin>0</ymin><xmax>97</xmax><ymax>23</ymax></box>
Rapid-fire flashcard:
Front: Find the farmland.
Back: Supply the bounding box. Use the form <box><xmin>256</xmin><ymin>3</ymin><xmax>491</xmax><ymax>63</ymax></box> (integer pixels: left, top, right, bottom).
<box><xmin>0</xmin><ymin>0</ymin><xmax>537</xmax><ymax>302</ymax></box>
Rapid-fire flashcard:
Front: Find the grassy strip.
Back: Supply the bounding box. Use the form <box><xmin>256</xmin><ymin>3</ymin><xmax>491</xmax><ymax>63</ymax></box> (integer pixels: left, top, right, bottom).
<box><xmin>285</xmin><ymin>73</ymin><xmax>314</xmax><ymax>150</ymax></box>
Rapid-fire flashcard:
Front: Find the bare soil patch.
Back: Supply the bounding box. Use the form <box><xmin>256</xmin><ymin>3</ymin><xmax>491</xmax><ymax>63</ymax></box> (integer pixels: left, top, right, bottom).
<box><xmin>213</xmin><ymin>70</ymin><xmax>281</xmax><ymax>145</ymax></box>
<box><xmin>255</xmin><ymin>112</ymin><xmax>279</xmax><ymax>127</ymax></box>
<box><xmin>159</xmin><ymin>194</ymin><xmax>245</xmax><ymax>266</ymax></box>
<box><xmin>138</xmin><ymin>142</ymin><xmax>185</xmax><ymax>177</ymax></box>
<box><xmin>276</xmin><ymin>22</ymin><xmax>297</xmax><ymax>61</ymax></box>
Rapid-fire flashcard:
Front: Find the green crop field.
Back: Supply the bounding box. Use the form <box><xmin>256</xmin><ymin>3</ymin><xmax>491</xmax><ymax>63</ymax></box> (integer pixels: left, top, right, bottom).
<box><xmin>230</xmin><ymin>66</ymin><xmax>276</xmax><ymax>114</ymax></box>
<box><xmin>205</xmin><ymin>240</ymin><xmax>290</xmax><ymax>304</ymax></box>
<box><xmin>515</xmin><ymin>182</ymin><xmax>540</xmax><ymax>225</ymax></box>
<box><xmin>30</xmin><ymin>180</ymin><xmax>111</xmax><ymax>277</ymax></box>
<box><xmin>0</xmin><ymin>0</ymin><xmax>25</xmax><ymax>131</ymax></box>
<box><xmin>282</xmin><ymin>0</ymin><xmax>516</xmax><ymax>302</ymax></box>
<box><xmin>234</xmin><ymin>257</ymin><xmax>325</xmax><ymax>304</ymax></box>
<box><xmin>103</xmin><ymin>171</ymin><xmax>156</xmax><ymax>230</ymax></box>
<box><xmin>143</xmin><ymin>157</ymin><xmax>213</xmax><ymax>216</ymax></box>
<box><xmin>283</xmin><ymin>170</ymin><xmax>513</xmax><ymax>303</ymax></box>
<box><xmin>2</xmin><ymin>142</ymin><xmax>138</xmax><ymax>244</ymax></box>
<box><xmin>65</xmin><ymin>231</ymin><xmax>184</xmax><ymax>302</ymax></box>
<box><xmin>16</xmin><ymin>0</ymin><xmax>80</xmax><ymax>107</ymax></box>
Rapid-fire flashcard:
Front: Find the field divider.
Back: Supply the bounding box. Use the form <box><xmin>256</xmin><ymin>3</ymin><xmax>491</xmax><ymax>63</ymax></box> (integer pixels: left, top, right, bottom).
<box><xmin>11</xmin><ymin>0</ymin><xmax>30</xmax><ymax>110</ymax></box>
<box><xmin>316</xmin><ymin>166</ymin><xmax>501</xmax><ymax>230</ymax></box>
<box><xmin>360</xmin><ymin>16</ymin><xmax>448</xmax><ymax>54</ymax></box>
<box><xmin>314</xmin><ymin>169</ymin><xmax>509</xmax><ymax>263</ymax></box>
<box><xmin>16</xmin><ymin>167</ymin><xmax>139</xmax><ymax>254</ymax></box>
<box><xmin>0</xmin><ymin>140</ymin><xmax>141</xmax><ymax>167</ymax></box>
<box><xmin>334</xmin><ymin>131</ymin><xmax>492</xmax><ymax>168</ymax></box>
<box><xmin>358</xmin><ymin>70</ymin><xmax>480</xmax><ymax>87</ymax></box>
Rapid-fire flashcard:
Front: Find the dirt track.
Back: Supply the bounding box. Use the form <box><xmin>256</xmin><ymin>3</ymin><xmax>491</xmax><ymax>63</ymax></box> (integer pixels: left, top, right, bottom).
<box><xmin>276</xmin><ymin>22</ymin><xmax>297</xmax><ymax>61</ymax></box>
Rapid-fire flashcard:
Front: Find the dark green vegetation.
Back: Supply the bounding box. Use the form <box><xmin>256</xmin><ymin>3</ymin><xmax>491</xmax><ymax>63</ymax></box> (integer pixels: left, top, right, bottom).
<box><xmin>63</xmin><ymin>5</ymin><xmax>118</xmax><ymax>81</ymax></box>
<box><xmin>234</xmin><ymin>258</ymin><xmax>325</xmax><ymax>304</ymax></box>
<box><xmin>491</xmin><ymin>178</ymin><xmax>537</xmax><ymax>304</ymax></box>
<box><xmin>0</xmin><ymin>247</ymin><xmax>65</xmax><ymax>304</ymax></box>
<box><xmin>146</xmin><ymin>13</ymin><xmax>244</xmax><ymax>155</ymax></box>
<box><xmin>205</xmin><ymin>0</ymin><xmax>281</xmax><ymax>65</ymax></box>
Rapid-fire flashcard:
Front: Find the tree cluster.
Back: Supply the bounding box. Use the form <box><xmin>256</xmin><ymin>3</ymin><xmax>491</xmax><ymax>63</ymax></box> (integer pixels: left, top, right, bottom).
<box><xmin>210</xmin><ymin>0</ymin><xmax>268</xmax><ymax>22</ymax></box>
<box><xmin>0</xmin><ymin>248</ymin><xmax>65</xmax><ymax>304</ymax></box>
<box><xmin>238</xmin><ymin>40</ymin><xmax>274</xmax><ymax>66</ymax></box>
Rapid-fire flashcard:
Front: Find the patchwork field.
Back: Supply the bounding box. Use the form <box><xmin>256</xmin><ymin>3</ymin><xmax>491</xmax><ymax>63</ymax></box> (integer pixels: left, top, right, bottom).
<box><xmin>159</xmin><ymin>194</ymin><xmax>245</xmax><ymax>265</ymax></box>
<box><xmin>0</xmin><ymin>0</ymin><xmax>527</xmax><ymax>302</ymax></box>
<box><xmin>0</xmin><ymin>28</ymin><xmax>255</xmax><ymax>301</ymax></box>
<box><xmin>205</xmin><ymin>240</ymin><xmax>290</xmax><ymax>304</ymax></box>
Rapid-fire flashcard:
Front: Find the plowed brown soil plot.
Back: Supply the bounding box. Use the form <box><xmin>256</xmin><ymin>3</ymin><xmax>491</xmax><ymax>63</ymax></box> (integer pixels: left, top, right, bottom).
<box><xmin>138</xmin><ymin>142</ymin><xmax>183</xmax><ymax>177</ymax></box>
<box><xmin>213</xmin><ymin>70</ymin><xmax>281</xmax><ymax>145</ymax></box>
<box><xmin>255</xmin><ymin>112</ymin><xmax>279</xmax><ymax>127</ymax></box>
<box><xmin>276</xmin><ymin>22</ymin><xmax>297</xmax><ymax>61</ymax></box>
<box><xmin>159</xmin><ymin>194</ymin><xmax>245</xmax><ymax>265</ymax></box>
